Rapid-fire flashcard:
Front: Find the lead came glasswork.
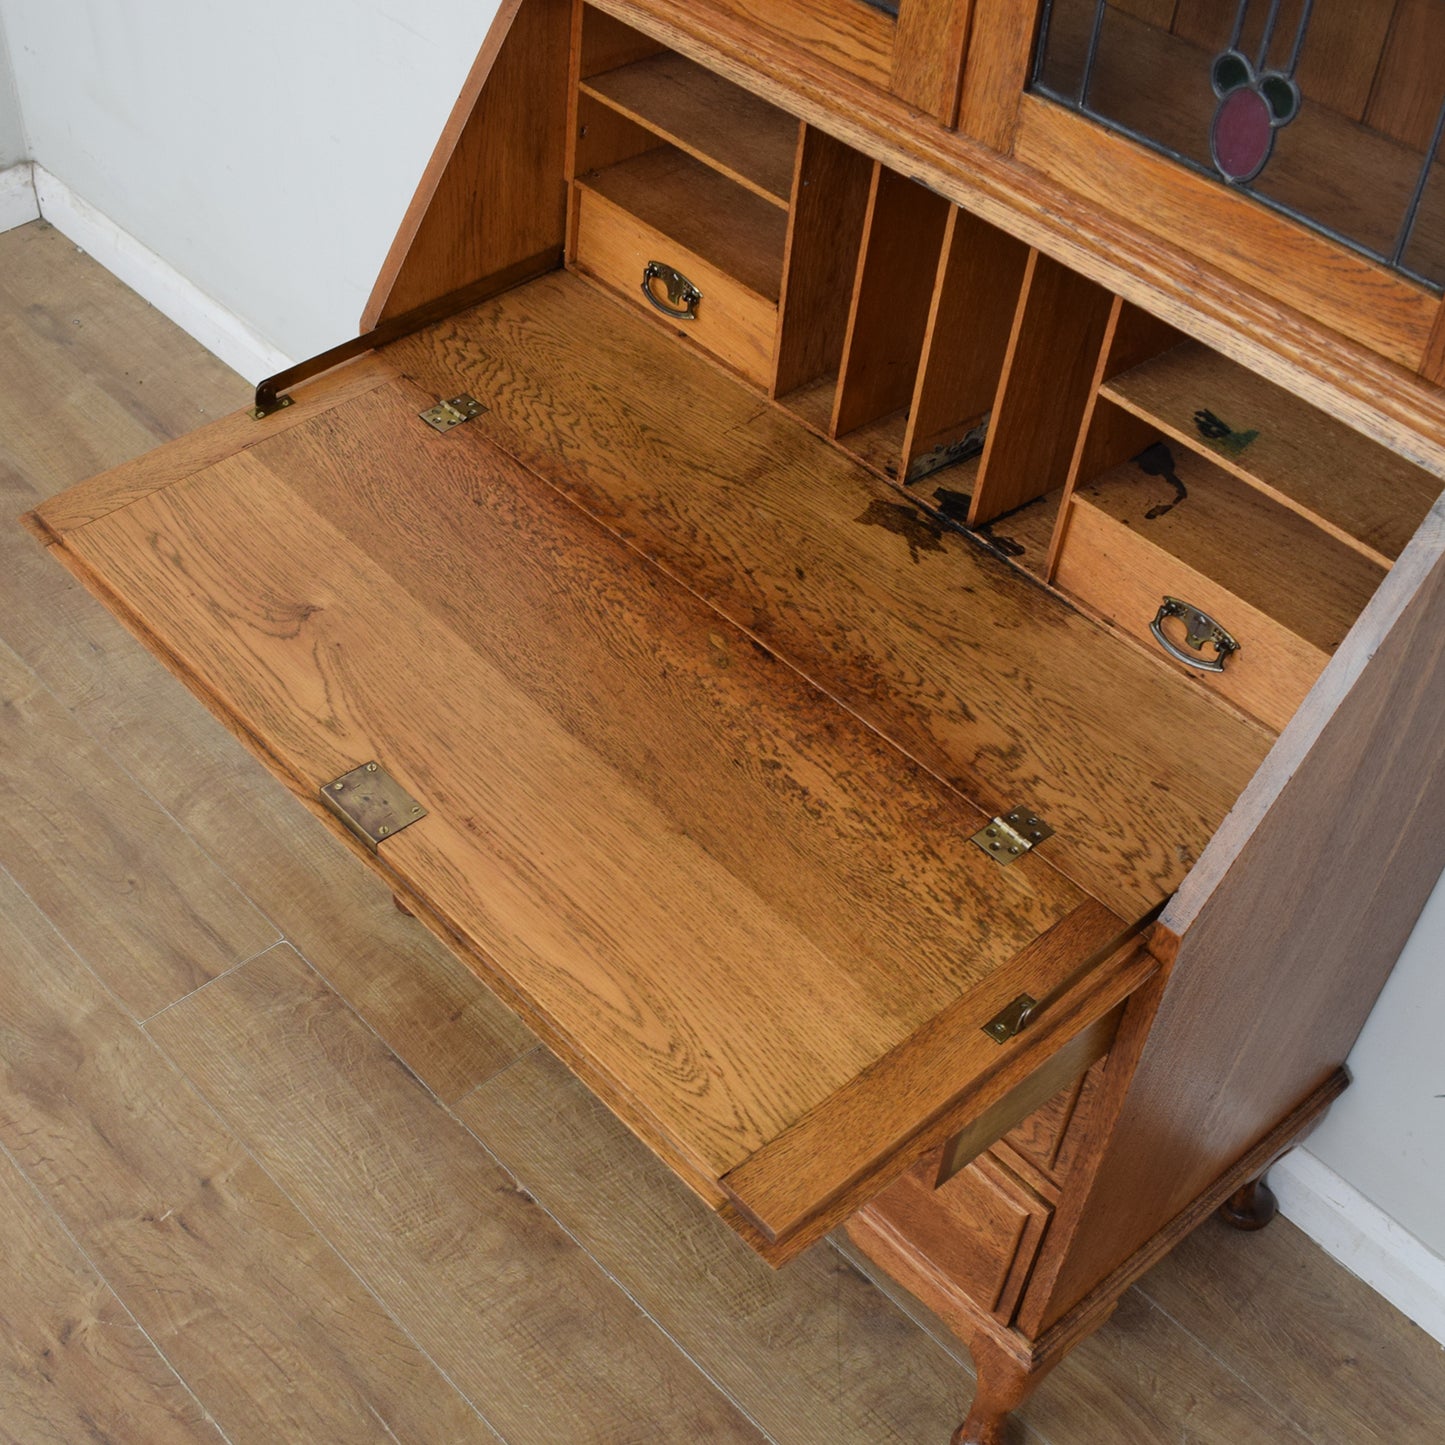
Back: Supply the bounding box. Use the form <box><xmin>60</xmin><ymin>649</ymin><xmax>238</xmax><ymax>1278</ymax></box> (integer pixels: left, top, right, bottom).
<box><xmin>1208</xmin><ymin>0</ymin><xmax>1311</xmax><ymax>184</ymax></box>
<box><xmin>1031</xmin><ymin>0</ymin><xmax>1445</xmax><ymax>291</ymax></box>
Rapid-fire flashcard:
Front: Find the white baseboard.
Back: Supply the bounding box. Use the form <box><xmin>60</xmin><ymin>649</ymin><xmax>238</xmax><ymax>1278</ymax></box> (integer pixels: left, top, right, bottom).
<box><xmin>1272</xmin><ymin>1147</ymin><xmax>1445</xmax><ymax>1346</ymax></box>
<box><xmin>0</xmin><ymin>162</ymin><xmax>39</xmax><ymax>233</ymax></box>
<box><xmin>31</xmin><ymin>165</ymin><xmax>293</xmax><ymax>384</ymax></box>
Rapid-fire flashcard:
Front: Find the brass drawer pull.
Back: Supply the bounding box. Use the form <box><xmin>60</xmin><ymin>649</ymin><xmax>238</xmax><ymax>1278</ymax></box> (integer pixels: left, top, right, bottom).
<box><xmin>1150</xmin><ymin>596</ymin><xmax>1239</xmax><ymax>673</ymax></box>
<box><xmin>642</xmin><ymin>261</ymin><xmax>702</xmax><ymax>321</ymax></box>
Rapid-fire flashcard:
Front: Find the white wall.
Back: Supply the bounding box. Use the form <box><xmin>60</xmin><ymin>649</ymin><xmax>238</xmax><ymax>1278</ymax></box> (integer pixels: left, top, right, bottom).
<box><xmin>0</xmin><ymin>17</ymin><xmax>25</xmax><ymax>167</ymax></box>
<box><xmin>1305</xmin><ymin>881</ymin><xmax>1445</xmax><ymax>1256</ymax></box>
<box><xmin>0</xmin><ymin>0</ymin><xmax>503</xmax><ymax>362</ymax></box>
<box><xmin>0</xmin><ymin>0</ymin><xmax>1441</xmax><ymax>1327</ymax></box>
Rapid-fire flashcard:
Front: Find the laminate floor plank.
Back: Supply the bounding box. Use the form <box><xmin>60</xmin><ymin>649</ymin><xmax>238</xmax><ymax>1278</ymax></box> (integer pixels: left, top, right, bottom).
<box><xmin>459</xmin><ymin>1047</ymin><xmax>982</xmax><ymax>1445</ymax></box>
<box><xmin>1137</xmin><ymin>1216</ymin><xmax>1445</xmax><ymax>1444</ymax></box>
<box><xmin>0</xmin><ymin>1143</ymin><xmax>223</xmax><ymax>1445</ymax></box>
<box><xmin>463</xmin><ymin>1050</ymin><xmax>1333</xmax><ymax>1445</ymax></box>
<box><xmin>836</xmin><ymin>1239</ymin><xmax>1315</xmax><ymax>1445</ymax></box>
<box><xmin>0</xmin><ymin>223</ymin><xmax>243</xmax><ymax>476</ymax></box>
<box><xmin>0</xmin><ymin>636</ymin><xmax>278</xmax><ymax>1019</ymax></box>
<box><xmin>0</xmin><ymin>872</ymin><xmax>502</xmax><ymax>1445</ymax></box>
<box><xmin>0</xmin><ymin>246</ymin><xmax>533</xmax><ymax>1103</ymax></box>
<box><xmin>147</xmin><ymin>944</ymin><xmax>770</xmax><ymax>1444</ymax></box>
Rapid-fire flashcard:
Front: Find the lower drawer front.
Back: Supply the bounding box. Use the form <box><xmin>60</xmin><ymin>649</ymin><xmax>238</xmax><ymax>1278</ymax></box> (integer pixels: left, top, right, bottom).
<box><xmin>849</xmin><ymin>1148</ymin><xmax>1053</xmax><ymax>1324</ymax></box>
<box><xmin>573</xmin><ymin>183</ymin><xmax>779</xmax><ymax>388</ymax></box>
<box><xmin>1003</xmin><ymin>1058</ymin><xmax>1106</xmax><ymax>1189</ymax></box>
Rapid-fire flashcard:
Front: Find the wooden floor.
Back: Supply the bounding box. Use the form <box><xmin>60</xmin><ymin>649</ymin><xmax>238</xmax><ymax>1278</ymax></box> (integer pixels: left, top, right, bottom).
<box><xmin>1</xmin><ymin>219</ymin><xmax>1442</xmax><ymax>1444</ymax></box>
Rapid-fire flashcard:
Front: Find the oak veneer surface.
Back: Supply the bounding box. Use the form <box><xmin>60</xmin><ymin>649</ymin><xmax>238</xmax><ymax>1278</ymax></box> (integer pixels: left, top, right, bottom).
<box><xmin>8</xmin><ymin>218</ymin><xmax>1445</xmax><ymax>1444</ymax></box>
<box><xmin>388</xmin><ymin>271</ymin><xmax>1272</xmax><ymax>919</ymax></box>
<box><xmin>35</xmin><ymin>361</ymin><xmax>1115</xmax><ymax>1245</ymax></box>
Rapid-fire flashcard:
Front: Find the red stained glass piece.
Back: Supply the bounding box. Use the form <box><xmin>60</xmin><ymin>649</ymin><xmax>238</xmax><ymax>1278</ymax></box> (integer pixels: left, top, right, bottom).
<box><xmin>1212</xmin><ymin>86</ymin><xmax>1274</xmax><ymax>182</ymax></box>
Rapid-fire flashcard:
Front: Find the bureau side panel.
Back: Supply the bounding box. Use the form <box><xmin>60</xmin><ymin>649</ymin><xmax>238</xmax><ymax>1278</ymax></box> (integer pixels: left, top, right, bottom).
<box><xmin>363</xmin><ymin>0</ymin><xmax>572</xmax><ymax>328</ymax></box>
<box><xmin>1024</xmin><ymin>499</ymin><xmax>1445</xmax><ymax>1330</ymax></box>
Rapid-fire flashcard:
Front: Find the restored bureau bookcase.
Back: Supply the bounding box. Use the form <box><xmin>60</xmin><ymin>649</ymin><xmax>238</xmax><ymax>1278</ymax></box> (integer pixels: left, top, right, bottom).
<box><xmin>24</xmin><ymin>2</ymin><xmax>1445</xmax><ymax>1439</ymax></box>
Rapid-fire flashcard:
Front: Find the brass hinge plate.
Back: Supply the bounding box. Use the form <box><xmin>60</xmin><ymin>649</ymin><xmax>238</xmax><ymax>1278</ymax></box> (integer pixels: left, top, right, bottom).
<box><xmin>982</xmin><ymin>993</ymin><xmax>1040</xmax><ymax>1043</ymax></box>
<box><xmin>419</xmin><ymin>394</ymin><xmax>486</xmax><ymax>433</ymax></box>
<box><xmin>970</xmin><ymin>806</ymin><xmax>1054</xmax><ymax>865</ymax></box>
<box><xmin>320</xmin><ymin>761</ymin><xmax>427</xmax><ymax>850</ymax></box>
<box><xmin>251</xmin><ymin>394</ymin><xmax>294</xmax><ymax>421</ymax></box>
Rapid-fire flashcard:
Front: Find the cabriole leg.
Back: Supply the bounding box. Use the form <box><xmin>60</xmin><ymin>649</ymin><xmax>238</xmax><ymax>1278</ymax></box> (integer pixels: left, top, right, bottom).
<box><xmin>953</xmin><ymin>1334</ymin><xmax>1057</xmax><ymax>1445</ymax></box>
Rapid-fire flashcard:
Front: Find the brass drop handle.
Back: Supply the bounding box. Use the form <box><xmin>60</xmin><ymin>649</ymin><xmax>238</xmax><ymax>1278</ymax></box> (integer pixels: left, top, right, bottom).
<box><xmin>642</xmin><ymin>261</ymin><xmax>702</xmax><ymax>321</ymax></box>
<box><xmin>1150</xmin><ymin>596</ymin><xmax>1239</xmax><ymax>673</ymax></box>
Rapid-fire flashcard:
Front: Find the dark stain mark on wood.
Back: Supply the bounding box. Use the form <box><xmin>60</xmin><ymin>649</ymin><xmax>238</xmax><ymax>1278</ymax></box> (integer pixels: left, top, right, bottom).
<box><xmin>931</xmin><ymin>488</ymin><xmax>972</xmax><ymax>525</ymax></box>
<box><xmin>1193</xmin><ymin>406</ymin><xmax>1259</xmax><ymax>456</ymax></box>
<box><xmin>1134</xmin><ymin>441</ymin><xmax>1188</xmax><ymax>519</ymax></box>
<box><xmin>856</xmin><ymin>499</ymin><xmax>947</xmax><ymax>563</ymax></box>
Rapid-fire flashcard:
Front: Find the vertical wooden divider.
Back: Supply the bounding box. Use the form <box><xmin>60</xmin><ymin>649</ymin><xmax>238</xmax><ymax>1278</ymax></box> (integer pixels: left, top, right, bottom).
<box><xmin>901</xmin><ymin>208</ymin><xmax>1029</xmax><ymax>481</ymax></box>
<box><xmin>1042</xmin><ymin>299</ymin><xmax>1185</xmax><ymax>579</ymax></box>
<box><xmin>832</xmin><ymin>169</ymin><xmax>952</xmax><ymax>444</ymax></box>
<box><xmin>967</xmin><ymin>251</ymin><xmax>1113</xmax><ymax>526</ymax></box>
<box><xmin>772</xmin><ymin>128</ymin><xmax>874</xmax><ymax>401</ymax></box>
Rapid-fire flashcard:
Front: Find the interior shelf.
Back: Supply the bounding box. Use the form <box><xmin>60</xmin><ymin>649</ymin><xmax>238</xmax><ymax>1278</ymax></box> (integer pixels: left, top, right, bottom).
<box><xmin>836</xmin><ymin>409</ymin><xmax>910</xmax><ymax>480</ymax></box>
<box><xmin>580</xmin><ymin>51</ymin><xmax>799</xmax><ymax>208</ymax></box>
<box><xmin>1071</xmin><ymin>447</ymin><xmax>1385</xmax><ymax>657</ymax></box>
<box><xmin>577</xmin><ymin>146</ymin><xmax>788</xmax><ymax>302</ymax></box>
<box><xmin>1100</xmin><ymin>340</ymin><xmax>1442</xmax><ymax>567</ymax></box>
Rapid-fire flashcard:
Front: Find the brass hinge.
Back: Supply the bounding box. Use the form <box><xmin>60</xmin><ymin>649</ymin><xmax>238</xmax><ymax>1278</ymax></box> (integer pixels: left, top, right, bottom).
<box><xmin>419</xmin><ymin>394</ymin><xmax>486</xmax><ymax>433</ymax></box>
<box><xmin>251</xmin><ymin>394</ymin><xmax>294</xmax><ymax>420</ymax></box>
<box><xmin>320</xmin><ymin>761</ymin><xmax>427</xmax><ymax>850</ymax></box>
<box><xmin>970</xmin><ymin>805</ymin><xmax>1054</xmax><ymax>866</ymax></box>
<box><xmin>982</xmin><ymin>993</ymin><xmax>1040</xmax><ymax>1043</ymax></box>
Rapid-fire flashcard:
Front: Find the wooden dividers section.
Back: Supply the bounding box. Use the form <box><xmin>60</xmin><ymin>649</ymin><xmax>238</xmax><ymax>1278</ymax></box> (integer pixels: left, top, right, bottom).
<box><xmin>772</xmin><ymin>128</ymin><xmax>874</xmax><ymax>402</ymax></box>
<box><xmin>901</xmin><ymin>208</ymin><xmax>1028</xmax><ymax>481</ymax></box>
<box><xmin>831</xmin><ymin>167</ymin><xmax>952</xmax><ymax>452</ymax></box>
<box><xmin>967</xmin><ymin>253</ymin><xmax>1113</xmax><ymax>525</ymax></box>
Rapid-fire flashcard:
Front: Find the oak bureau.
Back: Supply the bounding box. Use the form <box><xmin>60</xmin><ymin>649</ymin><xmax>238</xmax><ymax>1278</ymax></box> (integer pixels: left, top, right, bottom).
<box><xmin>24</xmin><ymin>2</ymin><xmax>1445</xmax><ymax>1439</ymax></box>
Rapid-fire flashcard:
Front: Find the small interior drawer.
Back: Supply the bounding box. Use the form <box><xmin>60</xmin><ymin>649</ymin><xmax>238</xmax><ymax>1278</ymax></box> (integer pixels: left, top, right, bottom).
<box><xmin>572</xmin><ymin>162</ymin><xmax>781</xmax><ymax>387</ymax></box>
<box><xmin>1054</xmin><ymin>445</ymin><xmax>1383</xmax><ymax>732</ymax></box>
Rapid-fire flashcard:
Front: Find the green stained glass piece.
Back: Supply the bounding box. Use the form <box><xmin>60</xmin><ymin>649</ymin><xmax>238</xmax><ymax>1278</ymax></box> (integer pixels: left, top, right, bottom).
<box><xmin>1261</xmin><ymin>74</ymin><xmax>1300</xmax><ymax>122</ymax></box>
<box><xmin>1212</xmin><ymin>51</ymin><xmax>1250</xmax><ymax>97</ymax></box>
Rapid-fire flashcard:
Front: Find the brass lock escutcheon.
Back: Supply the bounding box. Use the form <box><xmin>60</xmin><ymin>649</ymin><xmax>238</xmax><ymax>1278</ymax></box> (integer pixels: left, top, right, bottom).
<box><xmin>1150</xmin><ymin>596</ymin><xmax>1239</xmax><ymax>673</ymax></box>
<box><xmin>642</xmin><ymin>261</ymin><xmax>702</xmax><ymax>321</ymax></box>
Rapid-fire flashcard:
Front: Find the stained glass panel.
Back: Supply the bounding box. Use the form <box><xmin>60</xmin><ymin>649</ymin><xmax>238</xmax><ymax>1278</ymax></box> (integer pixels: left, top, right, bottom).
<box><xmin>1032</xmin><ymin>0</ymin><xmax>1445</xmax><ymax>292</ymax></box>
